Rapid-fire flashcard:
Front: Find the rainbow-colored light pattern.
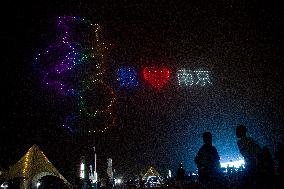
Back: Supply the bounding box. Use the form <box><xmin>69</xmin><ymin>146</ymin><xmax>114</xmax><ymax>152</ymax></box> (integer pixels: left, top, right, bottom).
<box><xmin>34</xmin><ymin>16</ymin><xmax>116</xmax><ymax>134</ymax></box>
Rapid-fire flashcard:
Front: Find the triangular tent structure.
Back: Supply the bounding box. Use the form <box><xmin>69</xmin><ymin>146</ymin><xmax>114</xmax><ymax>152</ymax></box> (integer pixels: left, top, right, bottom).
<box><xmin>143</xmin><ymin>166</ymin><xmax>161</xmax><ymax>178</ymax></box>
<box><xmin>5</xmin><ymin>144</ymin><xmax>72</xmax><ymax>189</ymax></box>
<box><xmin>143</xmin><ymin>166</ymin><xmax>164</xmax><ymax>186</ymax></box>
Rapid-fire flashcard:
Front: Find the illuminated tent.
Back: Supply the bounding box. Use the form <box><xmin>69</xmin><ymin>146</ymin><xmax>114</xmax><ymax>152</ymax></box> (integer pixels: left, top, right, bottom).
<box><xmin>143</xmin><ymin>166</ymin><xmax>161</xmax><ymax>178</ymax></box>
<box><xmin>5</xmin><ymin>144</ymin><xmax>72</xmax><ymax>189</ymax></box>
<box><xmin>143</xmin><ymin>167</ymin><xmax>163</xmax><ymax>186</ymax></box>
<box><xmin>143</xmin><ymin>167</ymin><xmax>163</xmax><ymax>187</ymax></box>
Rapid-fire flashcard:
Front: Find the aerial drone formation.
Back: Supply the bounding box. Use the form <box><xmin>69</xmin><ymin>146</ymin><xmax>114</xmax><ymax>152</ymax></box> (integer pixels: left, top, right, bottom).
<box><xmin>34</xmin><ymin>16</ymin><xmax>116</xmax><ymax>134</ymax></box>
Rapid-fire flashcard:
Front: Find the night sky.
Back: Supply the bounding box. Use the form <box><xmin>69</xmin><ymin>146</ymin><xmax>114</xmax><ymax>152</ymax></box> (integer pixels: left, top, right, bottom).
<box><xmin>1</xmin><ymin>0</ymin><xmax>283</xmax><ymax>181</ymax></box>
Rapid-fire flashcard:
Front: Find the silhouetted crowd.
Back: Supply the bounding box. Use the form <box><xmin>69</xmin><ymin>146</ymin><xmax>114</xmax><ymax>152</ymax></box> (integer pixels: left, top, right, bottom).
<box><xmin>74</xmin><ymin>125</ymin><xmax>283</xmax><ymax>189</ymax></box>
<box><xmin>166</xmin><ymin>124</ymin><xmax>284</xmax><ymax>189</ymax></box>
<box><xmin>108</xmin><ymin>124</ymin><xmax>284</xmax><ymax>189</ymax></box>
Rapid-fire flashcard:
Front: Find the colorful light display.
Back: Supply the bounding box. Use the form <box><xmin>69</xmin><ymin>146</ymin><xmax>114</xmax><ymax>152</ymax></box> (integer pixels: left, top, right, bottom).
<box><xmin>117</xmin><ymin>67</ymin><xmax>139</xmax><ymax>87</ymax></box>
<box><xmin>78</xmin><ymin>80</ymin><xmax>116</xmax><ymax>118</ymax></box>
<box><xmin>35</xmin><ymin>16</ymin><xmax>116</xmax><ymax>134</ymax></box>
<box><xmin>35</xmin><ymin>16</ymin><xmax>213</xmax><ymax>134</ymax></box>
<box><xmin>143</xmin><ymin>67</ymin><xmax>171</xmax><ymax>90</ymax></box>
<box><xmin>34</xmin><ymin>17</ymin><xmax>99</xmax><ymax>96</ymax></box>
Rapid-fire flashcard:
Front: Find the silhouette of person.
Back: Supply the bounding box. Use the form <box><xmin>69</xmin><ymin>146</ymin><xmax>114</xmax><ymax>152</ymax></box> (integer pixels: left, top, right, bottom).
<box><xmin>236</xmin><ymin>124</ymin><xmax>262</xmax><ymax>189</ymax></box>
<box><xmin>195</xmin><ymin>132</ymin><xmax>221</xmax><ymax>185</ymax></box>
<box><xmin>275</xmin><ymin>142</ymin><xmax>284</xmax><ymax>176</ymax></box>
<box><xmin>275</xmin><ymin>142</ymin><xmax>284</xmax><ymax>188</ymax></box>
<box><xmin>176</xmin><ymin>163</ymin><xmax>185</xmax><ymax>181</ymax></box>
<box><xmin>176</xmin><ymin>163</ymin><xmax>185</xmax><ymax>188</ymax></box>
<box><xmin>258</xmin><ymin>146</ymin><xmax>275</xmax><ymax>189</ymax></box>
<box><xmin>138</xmin><ymin>175</ymin><xmax>145</xmax><ymax>189</ymax></box>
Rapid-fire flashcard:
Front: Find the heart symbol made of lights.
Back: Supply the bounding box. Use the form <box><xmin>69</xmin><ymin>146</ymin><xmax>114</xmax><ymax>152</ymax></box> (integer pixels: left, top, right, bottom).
<box><xmin>143</xmin><ymin>67</ymin><xmax>171</xmax><ymax>90</ymax></box>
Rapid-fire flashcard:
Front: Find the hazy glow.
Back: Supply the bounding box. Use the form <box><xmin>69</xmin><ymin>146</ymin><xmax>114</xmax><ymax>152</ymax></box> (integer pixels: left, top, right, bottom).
<box><xmin>220</xmin><ymin>160</ymin><xmax>245</xmax><ymax>168</ymax></box>
<box><xmin>37</xmin><ymin>182</ymin><xmax>41</xmax><ymax>188</ymax></box>
<box><xmin>115</xmin><ymin>178</ymin><xmax>122</xmax><ymax>184</ymax></box>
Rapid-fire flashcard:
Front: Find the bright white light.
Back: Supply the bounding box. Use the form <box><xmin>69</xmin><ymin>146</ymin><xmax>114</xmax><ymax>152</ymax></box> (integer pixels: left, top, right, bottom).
<box><xmin>221</xmin><ymin>160</ymin><xmax>245</xmax><ymax>168</ymax></box>
<box><xmin>37</xmin><ymin>182</ymin><xmax>41</xmax><ymax>188</ymax></box>
<box><xmin>91</xmin><ymin>172</ymin><xmax>97</xmax><ymax>183</ymax></box>
<box><xmin>80</xmin><ymin>162</ymin><xmax>85</xmax><ymax>179</ymax></box>
<box><xmin>168</xmin><ymin>170</ymin><xmax>172</xmax><ymax>178</ymax></box>
<box><xmin>1</xmin><ymin>182</ymin><xmax>8</xmax><ymax>189</ymax></box>
<box><xmin>114</xmin><ymin>178</ymin><xmax>122</xmax><ymax>185</ymax></box>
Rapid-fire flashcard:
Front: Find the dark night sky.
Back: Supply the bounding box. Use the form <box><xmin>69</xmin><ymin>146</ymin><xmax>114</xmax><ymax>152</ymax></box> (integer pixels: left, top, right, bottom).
<box><xmin>0</xmin><ymin>0</ymin><xmax>283</xmax><ymax>180</ymax></box>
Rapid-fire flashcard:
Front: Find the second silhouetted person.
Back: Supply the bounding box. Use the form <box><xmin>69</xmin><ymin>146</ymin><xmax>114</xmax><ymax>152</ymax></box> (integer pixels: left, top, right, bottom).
<box><xmin>195</xmin><ymin>132</ymin><xmax>221</xmax><ymax>184</ymax></box>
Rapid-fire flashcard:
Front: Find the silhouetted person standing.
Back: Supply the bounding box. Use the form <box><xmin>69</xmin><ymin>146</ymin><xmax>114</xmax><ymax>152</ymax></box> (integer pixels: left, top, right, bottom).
<box><xmin>138</xmin><ymin>175</ymin><xmax>145</xmax><ymax>189</ymax></box>
<box><xmin>275</xmin><ymin>142</ymin><xmax>284</xmax><ymax>188</ymax></box>
<box><xmin>236</xmin><ymin>124</ymin><xmax>262</xmax><ymax>189</ymax></box>
<box><xmin>275</xmin><ymin>142</ymin><xmax>284</xmax><ymax>176</ymax></box>
<box><xmin>258</xmin><ymin>146</ymin><xmax>275</xmax><ymax>189</ymax></box>
<box><xmin>176</xmin><ymin>163</ymin><xmax>185</xmax><ymax>188</ymax></box>
<box><xmin>195</xmin><ymin>132</ymin><xmax>221</xmax><ymax>186</ymax></box>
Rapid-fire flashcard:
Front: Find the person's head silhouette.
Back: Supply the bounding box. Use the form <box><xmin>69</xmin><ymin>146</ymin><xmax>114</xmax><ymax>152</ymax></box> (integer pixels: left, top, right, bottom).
<box><xmin>236</xmin><ymin>124</ymin><xmax>247</xmax><ymax>138</ymax></box>
<box><xmin>202</xmin><ymin>132</ymin><xmax>212</xmax><ymax>145</ymax></box>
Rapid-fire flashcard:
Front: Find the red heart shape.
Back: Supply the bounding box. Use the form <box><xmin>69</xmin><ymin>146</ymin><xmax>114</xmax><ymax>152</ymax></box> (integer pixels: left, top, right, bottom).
<box><xmin>143</xmin><ymin>67</ymin><xmax>171</xmax><ymax>89</ymax></box>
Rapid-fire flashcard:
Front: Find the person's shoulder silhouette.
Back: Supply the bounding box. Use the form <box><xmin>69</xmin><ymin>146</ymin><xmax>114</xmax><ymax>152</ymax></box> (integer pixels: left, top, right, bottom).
<box><xmin>195</xmin><ymin>132</ymin><xmax>220</xmax><ymax>168</ymax></box>
<box><xmin>275</xmin><ymin>142</ymin><xmax>284</xmax><ymax>175</ymax></box>
<box><xmin>236</xmin><ymin>124</ymin><xmax>263</xmax><ymax>188</ymax></box>
<box><xmin>195</xmin><ymin>132</ymin><xmax>221</xmax><ymax>184</ymax></box>
<box><xmin>236</xmin><ymin>125</ymin><xmax>261</xmax><ymax>169</ymax></box>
